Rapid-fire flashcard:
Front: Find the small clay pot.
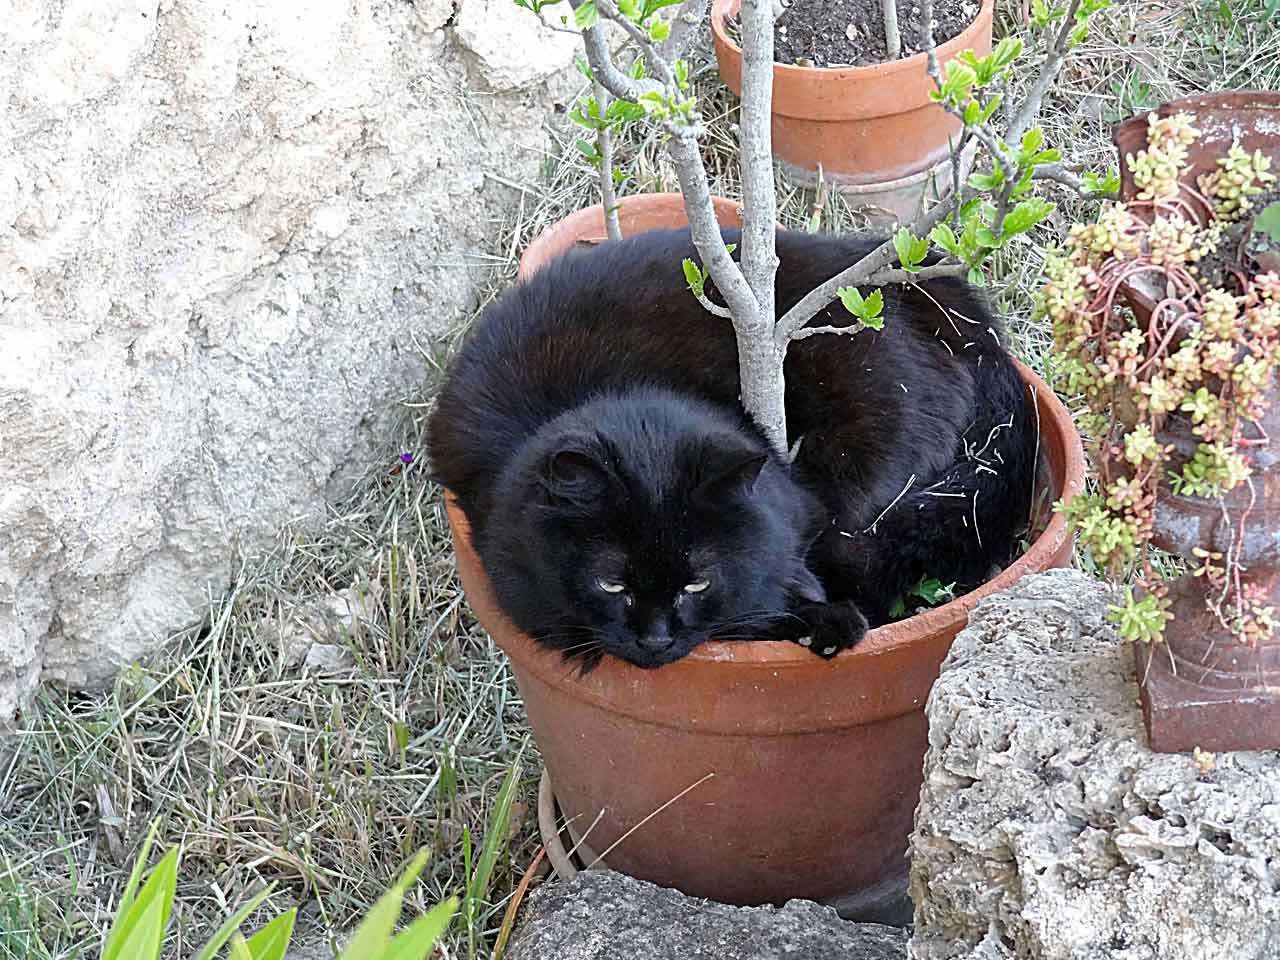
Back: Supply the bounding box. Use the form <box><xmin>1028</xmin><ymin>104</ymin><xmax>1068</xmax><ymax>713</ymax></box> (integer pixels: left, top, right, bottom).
<box><xmin>1112</xmin><ymin>93</ymin><xmax>1280</xmax><ymax>753</ymax></box>
<box><xmin>444</xmin><ymin>193</ymin><xmax>1085</xmax><ymax>917</ymax></box>
<box><xmin>710</xmin><ymin>0</ymin><xmax>994</xmax><ymax>222</ymax></box>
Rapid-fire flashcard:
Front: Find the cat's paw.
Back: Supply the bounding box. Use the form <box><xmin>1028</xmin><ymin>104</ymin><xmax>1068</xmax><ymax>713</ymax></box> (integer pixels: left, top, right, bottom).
<box><xmin>790</xmin><ymin>601</ymin><xmax>869</xmax><ymax>659</ymax></box>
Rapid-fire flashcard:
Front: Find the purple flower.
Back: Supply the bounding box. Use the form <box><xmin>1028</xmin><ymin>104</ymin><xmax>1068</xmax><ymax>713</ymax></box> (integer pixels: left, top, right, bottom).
<box><xmin>399</xmin><ymin>453</ymin><xmax>414</xmax><ymax>465</ymax></box>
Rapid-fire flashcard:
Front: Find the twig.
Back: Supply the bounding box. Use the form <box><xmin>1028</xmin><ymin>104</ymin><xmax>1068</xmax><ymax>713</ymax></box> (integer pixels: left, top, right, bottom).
<box><xmin>593</xmin><ymin>78</ymin><xmax>623</xmax><ymax>242</ymax></box>
<box><xmin>693</xmin><ymin>289</ymin><xmax>734</xmax><ymax>318</ymax></box>
<box><xmin>789</xmin><ymin>322</ymin><xmax>874</xmax><ymax>341</ymax></box>
<box><xmin>881</xmin><ymin>0</ymin><xmax>901</xmax><ymax>60</ymax></box>
<box><xmin>1007</xmin><ymin>0</ymin><xmax>1086</xmax><ymax>146</ymax></box>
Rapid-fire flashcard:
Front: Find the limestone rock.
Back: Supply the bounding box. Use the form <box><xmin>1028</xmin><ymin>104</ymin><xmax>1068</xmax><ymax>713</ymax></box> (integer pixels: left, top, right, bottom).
<box><xmin>908</xmin><ymin>569</ymin><xmax>1280</xmax><ymax>960</ymax></box>
<box><xmin>454</xmin><ymin>0</ymin><xmax>582</xmax><ymax>91</ymax></box>
<box><xmin>0</xmin><ymin>0</ymin><xmax>576</xmax><ymax>721</ymax></box>
<box><xmin>506</xmin><ymin>871</ymin><xmax>908</xmax><ymax>960</ymax></box>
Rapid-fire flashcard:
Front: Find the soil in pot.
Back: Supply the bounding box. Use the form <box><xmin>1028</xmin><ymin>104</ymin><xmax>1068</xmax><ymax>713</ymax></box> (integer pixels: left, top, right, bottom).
<box><xmin>726</xmin><ymin>0</ymin><xmax>980</xmax><ymax>67</ymax></box>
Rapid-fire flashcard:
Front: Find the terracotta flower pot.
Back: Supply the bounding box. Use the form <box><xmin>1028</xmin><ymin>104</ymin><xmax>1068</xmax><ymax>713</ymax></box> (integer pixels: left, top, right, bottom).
<box><xmin>1112</xmin><ymin>93</ymin><xmax>1280</xmax><ymax>753</ymax></box>
<box><xmin>1111</xmin><ymin>92</ymin><xmax>1280</xmax><ymax>324</ymax></box>
<box><xmin>443</xmin><ymin>193</ymin><xmax>1086</xmax><ymax>918</ymax></box>
<box><xmin>710</xmin><ymin>0</ymin><xmax>994</xmax><ymax>222</ymax></box>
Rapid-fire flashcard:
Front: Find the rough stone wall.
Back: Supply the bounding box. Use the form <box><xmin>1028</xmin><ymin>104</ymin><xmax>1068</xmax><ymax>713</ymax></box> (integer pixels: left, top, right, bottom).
<box><xmin>909</xmin><ymin>569</ymin><xmax>1280</xmax><ymax>960</ymax></box>
<box><xmin>0</xmin><ymin>0</ymin><xmax>580</xmax><ymax>720</ymax></box>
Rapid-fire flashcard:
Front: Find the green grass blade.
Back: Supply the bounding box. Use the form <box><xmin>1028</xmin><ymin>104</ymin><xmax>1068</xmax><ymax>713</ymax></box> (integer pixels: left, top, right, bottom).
<box><xmin>100</xmin><ymin>846</ymin><xmax>179</xmax><ymax>960</ymax></box>
<box><xmin>382</xmin><ymin>898</ymin><xmax>458</xmax><ymax>960</ymax></box>
<box><xmin>99</xmin><ymin>821</ymin><xmax>163</xmax><ymax>960</ymax></box>
<box><xmin>228</xmin><ymin>933</ymin><xmax>254</xmax><ymax>960</ymax></box>
<box><xmin>189</xmin><ymin>883</ymin><xmax>278</xmax><ymax>960</ymax></box>
<box><xmin>465</xmin><ymin>758</ymin><xmax>522</xmax><ymax>929</ymax></box>
<box><xmin>243</xmin><ymin>908</ymin><xmax>297</xmax><ymax>960</ymax></box>
<box><xmin>339</xmin><ymin>850</ymin><xmax>431</xmax><ymax>959</ymax></box>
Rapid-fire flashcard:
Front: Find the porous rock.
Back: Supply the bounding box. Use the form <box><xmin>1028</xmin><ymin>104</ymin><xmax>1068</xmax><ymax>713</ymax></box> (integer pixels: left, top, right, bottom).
<box><xmin>0</xmin><ymin>0</ymin><xmax>577</xmax><ymax>722</ymax></box>
<box><xmin>505</xmin><ymin>871</ymin><xmax>908</xmax><ymax>960</ymax></box>
<box><xmin>908</xmin><ymin>569</ymin><xmax>1280</xmax><ymax>960</ymax></box>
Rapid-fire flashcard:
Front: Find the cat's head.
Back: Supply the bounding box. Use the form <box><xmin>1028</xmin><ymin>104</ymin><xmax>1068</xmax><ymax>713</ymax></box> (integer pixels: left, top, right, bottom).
<box><xmin>480</xmin><ymin>390</ymin><xmax>826</xmax><ymax>669</ymax></box>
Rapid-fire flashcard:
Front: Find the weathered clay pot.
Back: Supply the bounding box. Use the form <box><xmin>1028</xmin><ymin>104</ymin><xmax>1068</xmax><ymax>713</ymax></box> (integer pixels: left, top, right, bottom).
<box><xmin>710</xmin><ymin>0</ymin><xmax>993</xmax><ymax>222</ymax></box>
<box><xmin>1112</xmin><ymin>92</ymin><xmax>1280</xmax><ymax>324</ymax></box>
<box><xmin>443</xmin><ymin>194</ymin><xmax>1086</xmax><ymax>919</ymax></box>
<box><xmin>1113</xmin><ymin>93</ymin><xmax>1280</xmax><ymax>753</ymax></box>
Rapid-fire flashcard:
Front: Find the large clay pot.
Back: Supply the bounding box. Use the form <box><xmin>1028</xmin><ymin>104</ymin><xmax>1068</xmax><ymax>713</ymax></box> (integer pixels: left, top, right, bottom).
<box><xmin>1111</xmin><ymin>93</ymin><xmax>1280</xmax><ymax>753</ymax></box>
<box><xmin>443</xmin><ymin>193</ymin><xmax>1086</xmax><ymax>919</ymax></box>
<box><xmin>1111</xmin><ymin>92</ymin><xmax>1280</xmax><ymax>324</ymax></box>
<box><xmin>710</xmin><ymin>0</ymin><xmax>994</xmax><ymax>222</ymax></box>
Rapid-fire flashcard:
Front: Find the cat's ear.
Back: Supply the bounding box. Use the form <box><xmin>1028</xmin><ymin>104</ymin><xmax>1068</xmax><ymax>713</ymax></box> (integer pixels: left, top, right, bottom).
<box><xmin>538</xmin><ymin>446</ymin><xmax>614</xmax><ymax>506</ymax></box>
<box><xmin>692</xmin><ymin>447</ymin><xmax>768</xmax><ymax>503</ymax></box>
<box><xmin>786</xmin><ymin>563</ymin><xmax>827</xmax><ymax>604</ymax></box>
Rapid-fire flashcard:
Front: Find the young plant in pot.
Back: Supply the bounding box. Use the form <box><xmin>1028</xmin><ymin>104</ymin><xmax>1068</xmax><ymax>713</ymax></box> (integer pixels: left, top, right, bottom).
<box><xmin>1046</xmin><ymin>94</ymin><xmax>1280</xmax><ymax>753</ymax></box>
<box><xmin>428</xmin><ymin>0</ymin><xmax>1101</xmax><ymax>923</ymax></box>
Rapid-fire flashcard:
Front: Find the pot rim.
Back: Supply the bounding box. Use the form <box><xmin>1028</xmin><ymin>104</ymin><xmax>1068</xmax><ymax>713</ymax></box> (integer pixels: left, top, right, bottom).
<box><xmin>709</xmin><ymin>0</ymin><xmax>996</xmax><ymax>83</ymax></box>
<box><xmin>446</xmin><ymin>358</ymin><xmax>1081</xmax><ymax>665</ymax></box>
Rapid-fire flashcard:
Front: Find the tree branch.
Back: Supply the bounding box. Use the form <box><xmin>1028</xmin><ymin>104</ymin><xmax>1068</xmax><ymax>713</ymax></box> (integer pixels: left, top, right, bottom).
<box><xmin>597</xmin><ymin>0</ymin><xmax>677</xmax><ymax>87</ymax></box>
<box><xmin>580</xmin><ymin>22</ymin><xmax>663</xmax><ymax>102</ymax></box>
<box><xmin>881</xmin><ymin>0</ymin><xmax>901</xmax><ymax>60</ymax></box>
<box><xmin>737</xmin><ymin>0</ymin><xmax>780</xmax><ymax>327</ymax></box>
<box><xmin>594</xmin><ymin>79</ymin><xmax>623</xmax><ymax>242</ymax></box>
<box><xmin>790</xmin><ymin>322</ymin><xmax>876</xmax><ymax>341</ymax></box>
<box><xmin>693</xmin><ymin>290</ymin><xmax>734</xmax><ymax>318</ymax></box>
<box><xmin>657</xmin><ymin>0</ymin><xmax>709</xmax><ymax>61</ymax></box>
<box><xmin>1007</xmin><ymin>0</ymin><xmax>1085</xmax><ymax>146</ymax></box>
<box><xmin>1032</xmin><ymin>161</ymin><xmax>1118</xmax><ymax>200</ymax></box>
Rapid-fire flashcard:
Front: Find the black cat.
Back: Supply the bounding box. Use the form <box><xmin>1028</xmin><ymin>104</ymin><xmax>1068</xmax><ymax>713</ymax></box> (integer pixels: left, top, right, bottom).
<box><xmin>427</xmin><ymin>228</ymin><xmax>1036</xmax><ymax>669</ymax></box>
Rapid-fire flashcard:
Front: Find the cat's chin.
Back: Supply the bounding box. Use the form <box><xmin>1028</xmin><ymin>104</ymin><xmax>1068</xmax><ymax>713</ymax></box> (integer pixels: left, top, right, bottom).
<box><xmin>559</xmin><ymin>637</ymin><xmax>707</xmax><ymax>671</ymax></box>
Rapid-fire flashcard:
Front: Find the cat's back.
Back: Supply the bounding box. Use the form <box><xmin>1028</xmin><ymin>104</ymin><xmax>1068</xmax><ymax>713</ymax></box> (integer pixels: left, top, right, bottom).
<box><xmin>427</xmin><ymin>229</ymin><xmax>739</xmax><ymax>517</ymax></box>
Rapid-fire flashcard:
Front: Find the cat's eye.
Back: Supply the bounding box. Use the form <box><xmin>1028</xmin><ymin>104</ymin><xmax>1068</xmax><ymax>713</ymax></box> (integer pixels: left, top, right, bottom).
<box><xmin>684</xmin><ymin>579</ymin><xmax>710</xmax><ymax>594</ymax></box>
<box><xmin>596</xmin><ymin>578</ymin><xmax>627</xmax><ymax>594</ymax></box>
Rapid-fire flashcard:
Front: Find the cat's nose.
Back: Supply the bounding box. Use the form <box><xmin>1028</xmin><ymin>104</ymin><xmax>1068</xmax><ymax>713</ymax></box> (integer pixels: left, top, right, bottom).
<box><xmin>638</xmin><ymin>624</ymin><xmax>674</xmax><ymax>651</ymax></box>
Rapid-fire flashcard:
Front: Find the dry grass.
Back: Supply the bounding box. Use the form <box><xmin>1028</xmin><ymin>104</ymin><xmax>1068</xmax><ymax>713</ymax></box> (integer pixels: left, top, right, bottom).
<box><xmin>1</xmin><ymin>1</ymin><xmax>1273</xmax><ymax>957</ymax></box>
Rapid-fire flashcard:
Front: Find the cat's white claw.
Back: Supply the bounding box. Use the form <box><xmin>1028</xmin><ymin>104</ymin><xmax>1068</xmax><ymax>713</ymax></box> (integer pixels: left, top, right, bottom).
<box><xmin>822</xmin><ymin>646</ymin><xmax>837</xmax><ymax>655</ymax></box>
<box><xmin>797</xmin><ymin>636</ymin><xmax>812</xmax><ymax>647</ymax></box>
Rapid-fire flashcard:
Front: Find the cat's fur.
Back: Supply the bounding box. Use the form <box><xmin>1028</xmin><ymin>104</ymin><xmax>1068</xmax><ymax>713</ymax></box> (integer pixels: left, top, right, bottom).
<box><xmin>427</xmin><ymin>228</ymin><xmax>1036</xmax><ymax>669</ymax></box>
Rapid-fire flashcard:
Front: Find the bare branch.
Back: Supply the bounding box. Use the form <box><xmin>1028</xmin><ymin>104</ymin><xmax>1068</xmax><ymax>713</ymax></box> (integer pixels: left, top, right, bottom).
<box><xmin>789</xmin><ymin>322</ymin><xmax>875</xmax><ymax>342</ymax></box>
<box><xmin>693</xmin><ymin>290</ymin><xmax>734</xmax><ymax>318</ymax></box>
<box><xmin>594</xmin><ymin>80</ymin><xmax>623</xmax><ymax>242</ymax></box>
<box><xmin>1007</xmin><ymin>0</ymin><xmax>1085</xmax><ymax>146</ymax></box>
<box><xmin>666</xmin><ymin>131</ymin><xmax>759</xmax><ymax>323</ymax></box>
<box><xmin>773</xmin><ymin>187</ymin><xmax>974</xmax><ymax>345</ymax></box>
<box><xmin>881</xmin><ymin>0</ymin><xmax>901</xmax><ymax>60</ymax></box>
<box><xmin>580</xmin><ymin>23</ymin><xmax>662</xmax><ymax>102</ymax></box>
<box><xmin>657</xmin><ymin>0</ymin><xmax>709</xmax><ymax>61</ymax></box>
<box><xmin>737</xmin><ymin>0</ymin><xmax>780</xmax><ymax>325</ymax></box>
<box><xmin>597</xmin><ymin>0</ymin><xmax>677</xmax><ymax>87</ymax></box>
<box><xmin>868</xmin><ymin>263</ymin><xmax>968</xmax><ymax>284</ymax></box>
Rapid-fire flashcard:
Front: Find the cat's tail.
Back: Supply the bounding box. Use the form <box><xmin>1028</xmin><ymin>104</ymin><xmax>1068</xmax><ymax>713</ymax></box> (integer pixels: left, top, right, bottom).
<box><xmin>830</xmin><ymin>354</ymin><xmax>1041</xmax><ymax>622</ymax></box>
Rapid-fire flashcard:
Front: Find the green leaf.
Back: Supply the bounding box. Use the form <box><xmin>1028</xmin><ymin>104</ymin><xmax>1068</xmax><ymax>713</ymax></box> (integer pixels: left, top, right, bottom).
<box><xmin>617</xmin><ymin>0</ymin><xmax>640</xmax><ymax>19</ymax></box>
<box><xmin>101</xmin><ymin>820</ymin><xmax>162</xmax><ymax>960</ymax></box>
<box><xmin>102</xmin><ymin>847</ymin><xmax>179</xmax><ymax>960</ymax></box>
<box><xmin>682</xmin><ymin>258</ymin><xmax>705</xmax><ymax>297</ymax></box>
<box><xmin>190</xmin><ymin>885</ymin><xmax>279</xmax><ymax>960</ymax></box>
<box><xmin>837</xmin><ymin>287</ymin><xmax>884</xmax><ymax>329</ymax></box>
<box><xmin>242</xmin><ymin>909</ymin><xmax>297</xmax><ymax>960</ymax></box>
<box><xmin>1255</xmin><ymin>201</ymin><xmax>1280</xmax><ymax>243</ymax></box>
<box><xmin>930</xmin><ymin>223</ymin><xmax>961</xmax><ymax>256</ymax></box>
<box><xmin>724</xmin><ymin>243</ymin><xmax>737</xmax><ymax>256</ymax></box>
<box><xmin>967</xmin><ymin>266</ymin><xmax>985</xmax><ymax>286</ymax></box>
<box><xmin>674</xmin><ymin>59</ymin><xmax>689</xmax><ymax>86</ymax></box>
<box><xmin>648</xmin><ymin>18</ymin><xmax>670</xmax><ymax>40</ymax></box>
<box><xmin>573</xmin><ymin>138</ymin><xmax>600</xmax><ymax>164</ymax></box>
<box><xmin>574</xmin><ymin>56</ymin><xmax>593</xmax><ymax>80</ymax></box>
<box><xmin>893</xmin><ymin>227</ymin><xmax>926</xmax><ymax>272</ymax></box>
<box><xmin>573</xmin><ymin>0</ymin><xmax>598</xmax><ymax>28</ymax></box>
<box><xmin>228</xmin><ymin>936</ymin><xmax>254</xmax><ymax>960</ymax></box>
<box><xmin>340</xmin><ymin>851</ymin><xmax>432</xmax><ymax>959</ymax></box>
<box><xmin>990</xmin><ymin>36</ymin><xmax>1023</xmax><ymax>68</ymax></box>
<box><xmin>1020</xmin><ymin>127</ymin><xmax>1044</xmax><ymax>157</ymax></box>
<box><xmin>627</xmin><ymin>56</ymin><xmax>647</xmax><ymax>80</ymax></box>
<box><xmin>911</xmin><ymin>577</ymin><xmax>956</xmax><ymax>606</ymax></box>
<box><xmin>1001</xmin><ymin>198</ymin><xmax>1055</xmax><ymax>237</ymax></box>
<box><xmin>383</xmin><ymin>898</ymin><xmax>458</xmax><ymax>960</ymax></box>
<box><xmin>888</xmin><ymin>596</ymin><xmax>907</xmax><ymax>619</ymax></box>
